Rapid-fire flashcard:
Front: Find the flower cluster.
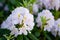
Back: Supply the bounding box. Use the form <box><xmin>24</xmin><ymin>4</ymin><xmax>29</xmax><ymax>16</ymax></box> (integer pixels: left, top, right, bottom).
<box><xmin>36</xmin><ymin>9</ymin><xmax>60</xmax><ymax>37</ymax></box>
<box><xmin>33</xmin><ymin>0</ymin><xmax>60</xmax><ymax>14</ymax></box>
<box><xmin>51</xmin><ymin>19</ymin><xmax>60</xmax><ymax>37</ymax></box>
<box><xmin>1</xmin><ymin>7</ymin><xmax>34</xmax><ymax>37</ymax></box>
<box><xmin>36</xmin><ymin>9</ymin><xmax>55</xmax><ymax>31</ymax></box>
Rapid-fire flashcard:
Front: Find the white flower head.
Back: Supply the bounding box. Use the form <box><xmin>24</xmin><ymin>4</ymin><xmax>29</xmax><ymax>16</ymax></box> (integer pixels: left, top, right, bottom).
<box><xmin>54</xmin><ymin>19</ymin><xmax>60</xmax><ymax>36</ymax></box>
<box><xmin>53</xmin><ymin>0</ymin><xmax>60</xmax><ymax>10</ymax></box>
<box><xmin>36</xmin><ymin>0</ymin><xmax>53</xmax><ymax>9</ymax></box>
<box><xmin>51</xmin><ymin>19</ymin><xmax>60</xmax><ymax>37</ymax></box>
<box><xmin>55</xmin><ymin>19</ymin><xmax>60</xmax><ymax>31</ymax></box>
<box><xmin>1</xmin><ymin>7</ymin><xmax>34</xmax><ymax>37</ymax></box>
<box><xmin>36</xmin><ymin>9</ymin><xmax>54</xmax><ymax>31</ymax></box>
<box><xmin>36</xmin><ymin>0</ymin><xmax>60</xmax><ymax>10</ymax></box>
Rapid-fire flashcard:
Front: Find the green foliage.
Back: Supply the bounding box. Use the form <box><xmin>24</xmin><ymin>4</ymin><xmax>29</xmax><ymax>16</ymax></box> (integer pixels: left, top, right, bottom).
<box><xmin>0</xmin><ymin>29</ymin><xmax>10</xmax><ymax>35</ymax></box>
<box><xmin>0</xmin><ymin>37</ymin><xmax>6</xmax><ymax>40</ymax></box>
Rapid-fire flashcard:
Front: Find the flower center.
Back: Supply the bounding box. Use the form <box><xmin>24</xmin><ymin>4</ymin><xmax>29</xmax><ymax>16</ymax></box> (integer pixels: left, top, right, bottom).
<box><xmin>40</xmin><ymin>16</ymin><xmax>50</xmax><ymax>25</ymax></box>
<box><xmin>15</xmin><ymin>15</ymin><xmax>27</xmax><ymax>28</ymax></box>
<box><xmin>18</xmin><ymin>13</ymin><xmax>20</xmax><ymax>19</ymax></box>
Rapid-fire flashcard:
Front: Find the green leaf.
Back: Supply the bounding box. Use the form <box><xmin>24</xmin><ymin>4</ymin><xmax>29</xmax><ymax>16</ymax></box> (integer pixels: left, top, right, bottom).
<box><xmin>9</xmin><ymin>0</ymin><xmax>17</xmax><ymax>5</ymax></box>
<box><xmin>0</xmin><ymin>37</ymin><xmax>6</xmax><ymax>40</ymax></box>
<box><xmin>0</xmin><ymin>0</ymin><xmax>5</xmax><ymax>2</ymax></box>
<box><xmin>28</xmin><ymin>33</ymin><xmax>39</xmax><ymax>40</ymax></box>
<box><xmin>0</xmin><ymin>11</ymin><xmax>3</xmax><ymax>17</ymax></box>
<box><xmin>16</xmin><ymin>35</ymin><xmax>23</xmax><ymax>40</ymax></box>
<box><xmin>44</xmin><ymin>32</ymin><xmax>51</xmax><ymax>40</ymax></box>
<box><xmin>7</xmin><ymin>3</ymin><xmax>14</xmax><ymax>11</ymax></box>
<box><xmin>34</xmin><ymin>31</ymin><xmax>40</xmax><ymax>37</ymax></box>
<box><xmin>51</xmin><ymin>10</ymin><xmax>60</xmax><ymax>20</ymax></box>
<box><xmin>55</xmin><ymin>11</ymin><xmax>60</xmax><ymax>19</ymax></box>
<box><xmin>23</xmin><ymin>35</ymin><xmax>29</xmax><ymax>40</ymax></box>
<box><xmin>0</xmin><ymin>29</ymin><xmax>10</xmax><ymax>36</ymax></box>
<box><xmin>23</xmin><ymin>0</ymin><xmax>28</xmax><ymax>7</ymax></box>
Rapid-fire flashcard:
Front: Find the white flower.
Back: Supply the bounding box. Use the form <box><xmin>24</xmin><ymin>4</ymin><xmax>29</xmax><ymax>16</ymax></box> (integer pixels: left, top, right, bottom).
<box><xmin>37</xmin><ymin>0</ymin><xmax>43</xmax><ymax>8</ymax></box>
<box><xmin>50</xmin><ymin>0</ymin><xmax>60</xmax><ymax>10</ymax></box>
<box><xmin>52</xmin><ymin>19</ymin><xmax>60</xmax><ymax>36</ymax></box>
<box><xmin>1</xmin><ymin>7</ymin><xmax>34</xmax><ymax>37</ymax></box>
<box><xmin>36</xmin><ymin>9</ymin><xmax>54</xmax><ymax>31</ymax></box>
<box><xmin>54</xmin><ymin>0</ymin><xmax>60</xmax><ymax>10</ymax></box>
<box><xmin>1</xmin><ymin>15</ymin><xmax>14</xmax><ymax>30</ymax></box>
<box><xmin>51</xmin><ymin>19</ymin><xmax>60</xmax><ymax>37</ymax></box>
<box><xmin>36</xmin><ymin>0</ymin><xmax>60</xmax><ymax>10</ymax></box>
<box><xmin>36</xmin><ymin>0</ymin><xmax>53</xmax><ymax>9</ymax></box>
<box><xmin>10</xmin><ymin>27</ymin><xmax>19</xmax><ymax>37</ymax></box>
<box><xmin>33</xmin><ymin>3</ymin><xmax>39</xmax><ymax>14</ymax></box>
<box><xmin>42</xmin><ymin>0</ymin><xmax>51</xmax><ymax>9</ymax></box>
<box><xmin>55</xmin><ymin>19</ymin><xmax>60</xmax><ymax>32</ymax></box>
<box><xmin>51</xmin><ymin>24</ymin><xmax>58</xmax><ymax>37</ymax></box>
